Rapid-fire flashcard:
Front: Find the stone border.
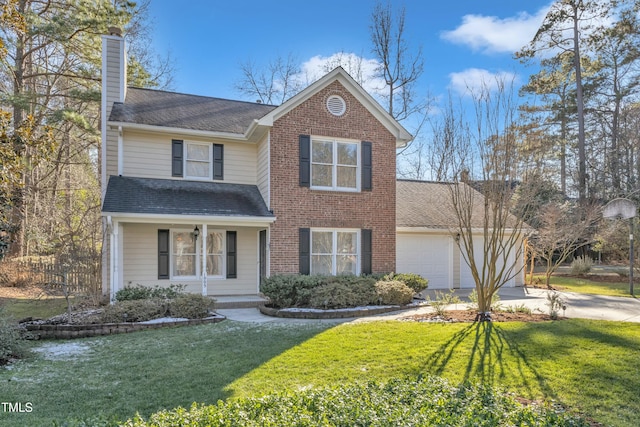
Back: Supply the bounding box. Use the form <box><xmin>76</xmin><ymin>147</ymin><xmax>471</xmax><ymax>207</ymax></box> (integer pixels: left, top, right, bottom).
<box><xmin>259</xmin><ymin>304</ymin><xmax>412</xmax><ymax>319</ymax></box>
<box><xmin>24</xmin><ymin>315</ymin><xmax>225</xmax><ymax>340</ymax></box>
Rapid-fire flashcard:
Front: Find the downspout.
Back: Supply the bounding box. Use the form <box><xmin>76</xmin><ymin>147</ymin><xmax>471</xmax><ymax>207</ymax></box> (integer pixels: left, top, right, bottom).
<box><xmin>117</xmin><ymin>126</ymin><xmax>123</xmax><ymax>175</ymax></box>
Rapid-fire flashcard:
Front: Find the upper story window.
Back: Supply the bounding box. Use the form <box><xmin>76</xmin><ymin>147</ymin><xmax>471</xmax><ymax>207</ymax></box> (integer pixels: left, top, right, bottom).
<box><xmin>185</xmin><ymin>143</ymin><xmax>211</xmax><ymax>179</ymax></box>
<box><xmin>172</xmin><ymin>139</ymin><xmax>223</xmax><ymax>181</ymax></box>
<box><xmin>311</xmin><ymin>138</ymin><xmax>359</xmax><ymax>191</ymax></box>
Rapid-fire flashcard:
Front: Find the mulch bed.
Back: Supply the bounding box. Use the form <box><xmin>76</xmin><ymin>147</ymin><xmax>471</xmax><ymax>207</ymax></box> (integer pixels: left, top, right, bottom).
<box><xmin>403</xmin><ymin>310</ymin><xmax>557</xmax><ymax>323</ymax></box>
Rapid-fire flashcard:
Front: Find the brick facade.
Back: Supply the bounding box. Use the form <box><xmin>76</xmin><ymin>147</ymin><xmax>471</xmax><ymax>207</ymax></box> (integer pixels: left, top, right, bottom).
<box><xmin>269</xmin><ymin>81</ymin><xmax>397</xmax><ymax>274</ymax></box>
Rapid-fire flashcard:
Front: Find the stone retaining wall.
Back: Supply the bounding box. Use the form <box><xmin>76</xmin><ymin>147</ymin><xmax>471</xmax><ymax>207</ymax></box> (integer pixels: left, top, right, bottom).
<box><xmin>25</xmin><ymin>316</ymin><xmax>225</xmax><ymax>339</ymax></box>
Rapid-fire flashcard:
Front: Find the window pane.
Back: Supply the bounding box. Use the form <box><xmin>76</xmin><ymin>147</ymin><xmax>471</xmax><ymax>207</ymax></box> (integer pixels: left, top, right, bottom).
<box><xmin>173</xmin><ymin>232</ymin><xmax>195</xmax><ymax>253</ymax></box>
<box><xmin>207</xmin><ymin>255</ymin><xmax>223</xmax><ymax>276</ymax></box>
<box><xmin>337</xmin><ymin>166</ymin><xmax>356</xmax><ymax>188</ymax></box>
<box><xmin>187</xmin><ymin>144</ymin><xmax>209</xmax><ymax>161</ymax></box>
<box><xmin>312</xmin><ymin>255</ymin><xmax>333</xmax><ymax>275</ymax></box>
<box><xmin>312</xmin><ymin>140</ymin><xmax>333</xmax><ymax>163</ymax></box>
<box><xmin>174</xmin><ymin>255</ymin><xmax>195</xmax><ymax>276</ymax></box>
<box><xmin>312</xmin><ymin>231</ymin><xmax>333</xmax><ymax>253</ymax></box>
<box><xmin>312</xmin><ymin>164</ymin><xmax>332</xmax><ymax>187</ymax></box>
<box><xmin>337</xmin><ymin>232</ymin><xmax>357</xmax><ymax>254</ymax></box>
<box><xmin>337</xmin><ymin>143</ymin><xmax>357</xmax><ymax>165</ymax></box>
<box><xmin>186</xmin><ymin>161</ymin><xmax>210</xmax><ymax>178</ymax></box>
<box><xmin>207</xmin><ymin>232</ymin><xmax>223</xmax><ymax>254</ymax></box>
<box><xmin>336</xmin><ymin>255</ymin><xmax>357</xmax><ymax>275</ymax></box>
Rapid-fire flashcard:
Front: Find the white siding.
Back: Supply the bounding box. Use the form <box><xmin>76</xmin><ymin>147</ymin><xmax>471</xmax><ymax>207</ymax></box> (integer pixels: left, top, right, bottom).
<box><xmin>257</xmin><ymin>133</ymin><xmax>269</xmax><ymax>206</ymax></box>
<box><xmin>122</xmin><ymin>131</ymin><xmax>258</xmax><ymax>184</ymax></box>
<box><xmin>121</xmin><ymin>223</ymin><xmax>260</xmax><ymax>295</ymax></box>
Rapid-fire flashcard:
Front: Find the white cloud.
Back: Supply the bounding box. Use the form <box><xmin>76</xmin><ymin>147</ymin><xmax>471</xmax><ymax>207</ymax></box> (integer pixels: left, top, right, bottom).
<box><xmin>297</xmin><ymin>52</ymin><xmax>387</xmax><ymax>97</ymax></box>
<box><xmin>448</xmin><ymin>68</ymin><xmax>517</xmax><ymax>96</ymax></box>
<box><xmin>441</xmin><ymin>6</ymin><xmax>550</xmax><ymax>54</ymax></box>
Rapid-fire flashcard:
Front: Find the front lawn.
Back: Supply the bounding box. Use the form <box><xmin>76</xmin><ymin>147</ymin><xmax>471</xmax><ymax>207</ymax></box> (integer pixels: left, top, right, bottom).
<box><xmin>1</xmin><ymin>319</ymin><xmax>638</xmax><ymax>426</ymax></box>
<box><xmin>532</xmin><ymin>273</ymin><xmax>636</xmax><ymax>297</ymax></box>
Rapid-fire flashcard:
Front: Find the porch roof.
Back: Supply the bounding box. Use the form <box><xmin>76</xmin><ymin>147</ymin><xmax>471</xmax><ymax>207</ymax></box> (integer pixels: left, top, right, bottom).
<box><xmin>102</xmin><ymin>176</ymin><xmax>274</xmax><ymax>219</ymax></box>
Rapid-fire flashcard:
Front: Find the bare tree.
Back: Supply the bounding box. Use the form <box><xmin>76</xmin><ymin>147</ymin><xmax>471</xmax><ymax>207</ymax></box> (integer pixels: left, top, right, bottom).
<box><xmin>529</xmin><ymin>201</ymin><xmax>599</xmax><ymax>288</ymax></box>
<box><xmin>369</xmin><ymin>1</ymin><xmax>424</xmax><ymax>122</ymax></box>
<box><xmin>235</xmin><ymin>54</ymin><xmax>303</xmax><ymax>105</ymax></box>
<box><xmin>433</xmin><ymin>78</ymin><xmax>529</xmax><ymax>321</ymax></box>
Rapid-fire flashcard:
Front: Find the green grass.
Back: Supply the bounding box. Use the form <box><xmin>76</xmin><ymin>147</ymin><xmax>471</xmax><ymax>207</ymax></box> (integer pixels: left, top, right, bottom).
<box><xmin>532</xmin><ymin>273</ymin><xmax>636</xmax><ymax>297</ymax></box>
<box><xmin>0</xmin><ymin>296</ymin><xmax>68</xmax><ymax>320</ymax></box>
<box><xmin>1</xmin><ymin>319</ymin><xmax>639</xmax><ymax>426</ymax></box>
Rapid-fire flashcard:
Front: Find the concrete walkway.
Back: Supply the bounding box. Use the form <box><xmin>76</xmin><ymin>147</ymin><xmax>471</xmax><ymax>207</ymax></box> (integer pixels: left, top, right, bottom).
<box><xmin>216</xmin><ymin>287</ymin><xmax>640</xmax><ymax>324</ymax></box>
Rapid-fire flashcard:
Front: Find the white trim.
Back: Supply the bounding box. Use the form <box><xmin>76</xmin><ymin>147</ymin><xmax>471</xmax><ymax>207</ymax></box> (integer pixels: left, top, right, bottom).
<box><xmin>107</xmin><ymin>121</ymin><xmax>262</xmax><ymax>142</ymax></box>
<box><xmin>117</xmin><ymin>222</ymin><xmax>124</xmax><ymax>297</ymax></box>
<box><xmin>201</xmin><ymin>224</ymin><xmax>207</xmax><ymax>295</ymax></box>
<box><xmin>101</xmin><ymin>37</ymin><xmax>108</xmax><ymax>198</ymax></box>
<box><xmin>107</xmin><ymin>216</ymin><xmax>115</xmax><ymax>303</ymax></box>
<box><xmin>100</xmin><ymin>212</ymin><xmax>275</xmax><ymax>226</ymax></box>
<box><xmin>117</xmin><ymin>126</ymin><xmax>123</xmax><ymax>175</ymax></box>
<box><xmin>267</xmin><ymin>131</ymin><xmax>271</xmax><ymax>208</ymax></box>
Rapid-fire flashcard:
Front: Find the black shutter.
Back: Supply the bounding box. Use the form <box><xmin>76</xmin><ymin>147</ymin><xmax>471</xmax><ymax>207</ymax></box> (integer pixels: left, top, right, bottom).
<box><xmin>299</xmin><ymin>135</ymin><xmax>311</xmax><ymax>187</ymax></box>
<box><xmin>361</xmin><ymin>229</ymin><xmax>372</xmax><ymax>275</ymax></box>
<box><xmin>226</xmin><ymin>231</ymin><xmax>237</xmax><ymax>279</ymax></box>
<box><xmin>213</xmin><ymin>144</ymin><xmax>224</xmax><ymax>180</ymax></box>
<box><xmin>299</xmin><ymin>228</ymin><xmax>310</xmax><ymax>274</ymax></box>
<box><xmin>158</xmin><ymin>229</ymin><xmax>170</xmax><ymax>279</ymax></box>
<box><xmin>362</xmin><ymin>141</ymin><xmax>372</xmax><ymax>191</ymax></box>
<box><xmin>172</xmin><ymin>140</ymin><xmax>183</xmax><ymax>177</ymax></box>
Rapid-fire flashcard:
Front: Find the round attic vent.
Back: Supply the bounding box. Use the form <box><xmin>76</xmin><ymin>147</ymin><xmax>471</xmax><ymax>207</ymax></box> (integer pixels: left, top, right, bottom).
<box><xmin>326</xmin><ymin>95</ymin><xmax>346</xmax><ymax>116</ymax></box>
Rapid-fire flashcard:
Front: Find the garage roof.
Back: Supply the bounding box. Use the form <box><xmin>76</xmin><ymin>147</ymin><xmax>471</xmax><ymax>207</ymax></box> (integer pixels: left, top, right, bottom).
<box><xmin>397</xmin><ymin>179</ymin><xmax>518</xmax><ymax>229</ymax></box>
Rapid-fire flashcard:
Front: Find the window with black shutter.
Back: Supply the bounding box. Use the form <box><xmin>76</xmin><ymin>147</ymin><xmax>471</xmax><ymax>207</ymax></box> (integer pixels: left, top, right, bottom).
<box><xmin>361</xmin><ymin>229</ymin><xmax>372</xmax><ymax>274</ymax></box>
<box><xmin>299</xmin><ymin>228</ymin><xmax>310</xmax><ymax>274</ymax></box>
<box><xmin>158</xmin><ymin>229</ymin><xmax>170</xmax><ymax>279</ymax></box>
<box><xmin>213</xmin><ymin>144</ymin><xmax>224</xmax><ymax>180</ymax></box>
<box><xmin>226</xmin><ymin>231</ymin><xmax>237</xmax><ymax>279</ymax></box>
<box><xmin>361</xmin><ymin>141</ymin><xmax>372</xmax><ymax>191</ymax></box>
<box><xmin>171</xmin><ymin>140</ymin><xmax>183</xmax><ymax>177</ymax></box>
<box><xmin>299</xmin><ymin>135</ymin><xmax>311</xmax><ymax>187</ymax></box>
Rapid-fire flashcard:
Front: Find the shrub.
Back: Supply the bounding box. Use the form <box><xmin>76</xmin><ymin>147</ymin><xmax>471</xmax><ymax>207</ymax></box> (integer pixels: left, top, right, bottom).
<box><xmin>0</xmin><ymin>309</ymin><xmax>30</xmax><ymax>365</ymax></box>
<box><xmin>546</xmin><ymin>291</ymin><xmax>567</xmax><ymax>320</ymax></box>
<box><xmin>100</xmin><ymin>299</ymin><xmax>169</xmax><ymax>323</ymax></box>
<box><xmin>309</xmin><ymin>281</ymin><xmax>377</xmax><ymax>309</ymax></box>
<box><xmin>260</xmin><ymin>275</ymin><xmax>327</xmax><ymax>308</ymax></box>
<box><xmin>375</xmin><ymin>280</ymin><xmax>414</xmax><ymax>305</ymax></box>
<box><xmin>570</xmin><ymin>256</ymin><xmax>593</xmax><ymax>275</ymax></box>
<box><xmin>123</xmin><ymin>376</ymin><xmax>590</xmax><ymax>427</ymax></box>
<box><xmin>428</xmin><ymin>289</ymin><xmax>461</xmax><ymax>316</ymax></box>
<box><xmin>115</xmin><ymin>284</ymin><xmax>185</xmax><ymax>302</ymax></box>
<box><xmin>169</xmin><ymin>294</ymin><xmax>215</xmax><ymax>319</ymax></box>
<box><xmin>502</xmin><ymin>304</ymin><xmax>532</xmax><ymax>315</ymax></box>
<box><xmin>466</xmin><ymin>289</ymin><xmax>501</xmax><ymax>311</ymax></box>
<box><xmin>391</xmin><ymin>273</ymin><xmax>428</xmax><ymax>293</ymax></box>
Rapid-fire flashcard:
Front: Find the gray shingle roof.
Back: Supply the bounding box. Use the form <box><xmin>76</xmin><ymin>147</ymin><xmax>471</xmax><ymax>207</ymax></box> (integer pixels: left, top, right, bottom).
<box><xmin>108</xmin><ymin>87</ymin><xmax>277</xmax><ymax>134</ymax></box>
<box><xmin>396</xmin><ymin>180</ymin><xmax>487</xmax><ymax>229</ymax></box>
<box><xmin>102</xmin><ymin>176</ymin><xmax>274</xmax><ymax>218</ymax></box>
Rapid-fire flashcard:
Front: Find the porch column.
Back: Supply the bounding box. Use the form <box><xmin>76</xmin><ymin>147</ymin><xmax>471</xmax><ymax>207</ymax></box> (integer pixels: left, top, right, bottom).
<box><xmin>201</xmin><ymin>224</ymin><xmax>207</xmax><ymax>296</ymax></box>
<box><xmin>110</xmin><ymin>219</ymin><xmax>120</xmax><ymax>303</ymax></box>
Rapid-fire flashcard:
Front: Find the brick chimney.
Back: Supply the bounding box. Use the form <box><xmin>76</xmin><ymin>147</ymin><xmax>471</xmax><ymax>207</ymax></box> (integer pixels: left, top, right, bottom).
<box><xmin>101</xmin><ymin>28</ymin><xmax>126</xmax><ymax>196</ymax></box>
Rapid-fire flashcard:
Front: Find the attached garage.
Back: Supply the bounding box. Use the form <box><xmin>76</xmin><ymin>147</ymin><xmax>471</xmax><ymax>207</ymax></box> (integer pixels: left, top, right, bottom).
<box><xmin>396</xmin><ymin>180</ymin><xmax>524</xmax><ymax>291</ymax></box>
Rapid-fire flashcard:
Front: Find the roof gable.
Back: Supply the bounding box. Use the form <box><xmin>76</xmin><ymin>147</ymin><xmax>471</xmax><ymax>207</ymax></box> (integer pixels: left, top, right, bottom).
<box><xmin>258</xmin><ymin>67</ymin><xmax>412</xmax><ymax>148</ymax></box>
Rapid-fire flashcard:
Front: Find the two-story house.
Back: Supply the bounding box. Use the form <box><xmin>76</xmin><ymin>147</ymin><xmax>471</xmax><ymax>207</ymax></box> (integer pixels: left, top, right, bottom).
<box><xmin>100</xmin><ymin>30</ymin><xmax>412</xmax><ymax>301</ymax></box>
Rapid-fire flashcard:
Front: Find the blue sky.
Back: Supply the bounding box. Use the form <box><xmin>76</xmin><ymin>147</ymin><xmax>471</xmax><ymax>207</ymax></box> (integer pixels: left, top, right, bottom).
<box><xmin>145</xmin><ymin>0</ymin><xmax>553</xmax><ymax>104</ymax></box>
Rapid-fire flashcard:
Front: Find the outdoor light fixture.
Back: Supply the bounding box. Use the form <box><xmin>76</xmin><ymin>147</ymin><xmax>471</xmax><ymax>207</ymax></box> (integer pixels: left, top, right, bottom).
<box><xmin>193</xmin><ymin>226</ymin><xmax>200</xmax><ymax>240</ymax></box>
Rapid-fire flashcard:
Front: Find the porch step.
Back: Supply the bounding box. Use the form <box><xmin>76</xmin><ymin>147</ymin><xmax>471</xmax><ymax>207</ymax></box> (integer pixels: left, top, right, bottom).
<box><xmin>213</xmin><ymin>295</ymin><xmax>268</xmax><ymax>309</ymax></box>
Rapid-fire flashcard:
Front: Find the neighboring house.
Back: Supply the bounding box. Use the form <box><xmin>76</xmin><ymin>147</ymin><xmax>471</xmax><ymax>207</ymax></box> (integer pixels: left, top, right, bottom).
<box><xmin>395</xmin><ymin>180</ymin><xmax>525</xmax><ymax>289</ymax></box>
<box><xmin>100</xmin><ymin>31</ymin><xmax>412</xmax><ymax>300</ymax></box>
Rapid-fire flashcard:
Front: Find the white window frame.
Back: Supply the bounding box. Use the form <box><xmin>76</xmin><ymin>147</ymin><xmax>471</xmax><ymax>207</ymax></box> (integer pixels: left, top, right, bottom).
<box><xmin>310</xmin><ymin>138</ymin><xmax>360</xmax><ymax>192</ymax></box>
<box><xmin>170</xmin><ymin>228</ymin><xmax>226</xmax><ymax>279</ymax></box>
<box><xmin>310</xmin><ymin>228</ymin><xmax>360</xmax><ymax>275</ymax></box>
<box><xmin>184</xmin><ymin>142</ymin><xmax>212</xmax><ymax>180</ymax></box>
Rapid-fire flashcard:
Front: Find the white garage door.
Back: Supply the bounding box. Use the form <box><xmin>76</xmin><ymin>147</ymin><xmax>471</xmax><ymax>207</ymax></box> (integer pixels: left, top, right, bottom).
<box><xmin>459</xmin><ymin>236</ymin><xmax>516</xmax><ymax>289</ymax></box>
<box><xmin>396</xmin><ymin>233</ymin><xmax>451</xmax><ymax>289</ymax></box>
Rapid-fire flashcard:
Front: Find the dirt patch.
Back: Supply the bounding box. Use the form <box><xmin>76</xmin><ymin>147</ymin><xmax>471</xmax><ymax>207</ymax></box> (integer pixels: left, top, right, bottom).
<box><xmin>403</xmin><ymin>310</ymin><xmax>556</xmax><ymax>323</ymax></box>
<box><xmin>0</xmin><ymin>285</ymin><xmax>47</xmax><ymax>300</ymax></box>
